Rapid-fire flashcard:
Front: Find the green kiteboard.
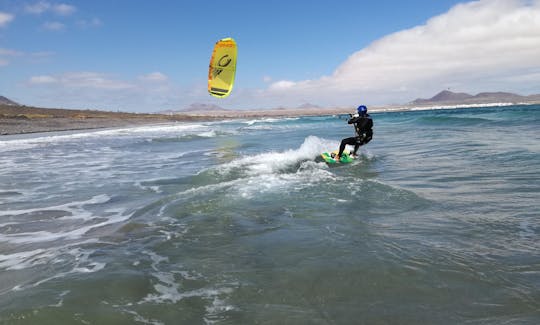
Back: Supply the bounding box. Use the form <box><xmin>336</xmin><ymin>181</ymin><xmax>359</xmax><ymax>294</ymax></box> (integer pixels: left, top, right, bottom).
<box><xmin>321</xmin><ymin>150</ymin><xmax>354</xmax><ymax>164</ymax></box>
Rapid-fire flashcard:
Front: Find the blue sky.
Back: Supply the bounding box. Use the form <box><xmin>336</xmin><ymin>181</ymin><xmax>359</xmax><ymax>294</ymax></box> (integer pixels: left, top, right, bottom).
<box><xmin>1</xmin><ymin>0</ymin><xmax>540</xmax><ymax>112</ymax></box>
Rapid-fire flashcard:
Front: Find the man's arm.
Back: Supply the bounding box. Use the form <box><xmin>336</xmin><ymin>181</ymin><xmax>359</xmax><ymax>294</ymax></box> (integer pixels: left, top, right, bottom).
<box><xmin>348</xmin><ymin>116</ymin><xmax>362</xmax><ymax>124</ymax></box>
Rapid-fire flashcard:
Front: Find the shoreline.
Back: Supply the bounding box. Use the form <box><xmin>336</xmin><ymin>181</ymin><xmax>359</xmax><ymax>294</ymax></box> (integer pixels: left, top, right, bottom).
<box><xmin>0</xmin><ymin>117</ymin><xmax>178</xmax><ymax>136</ymax></box>
<box><xmin>1</xmin><ymin>102</ymin><xmax>537</xmax><ymax>136</ymax></box>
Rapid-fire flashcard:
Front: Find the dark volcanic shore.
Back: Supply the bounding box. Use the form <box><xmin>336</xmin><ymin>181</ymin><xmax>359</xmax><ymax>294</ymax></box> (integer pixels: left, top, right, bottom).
<box><xmin>0</xmin><ymin>104</ymin><xmax>354</xmax><ymax>136</ymax></box>
<box><xmin>0</xmin><ymin>104</ymin><xmax>218</xmax><ymax>136</ymax></box>
<box><xmin>0</xmin><ymin>116</ymin><xmax>173</xmax><ymax>135</ymax></box>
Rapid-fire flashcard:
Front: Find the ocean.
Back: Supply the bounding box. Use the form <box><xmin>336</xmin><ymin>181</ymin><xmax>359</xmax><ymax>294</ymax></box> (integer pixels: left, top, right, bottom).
<box><xmin>0</xmin><ymin>105</ymin><xmax>539</xmax><ymax>324</ymax></box>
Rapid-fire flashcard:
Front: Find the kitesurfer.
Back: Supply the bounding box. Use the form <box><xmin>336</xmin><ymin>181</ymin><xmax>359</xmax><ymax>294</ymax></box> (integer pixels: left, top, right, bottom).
<box><xmin>333</xmin><ymin>105</ymin><xmax>373</xmax><ymax>160</ymax></box>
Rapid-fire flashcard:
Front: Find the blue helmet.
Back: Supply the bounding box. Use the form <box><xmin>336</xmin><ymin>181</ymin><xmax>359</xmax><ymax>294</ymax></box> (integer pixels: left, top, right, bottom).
<box><xmin>357</xmin><ymin>105</ymin><xmax>367</xmax><ymax>114</ymax></box>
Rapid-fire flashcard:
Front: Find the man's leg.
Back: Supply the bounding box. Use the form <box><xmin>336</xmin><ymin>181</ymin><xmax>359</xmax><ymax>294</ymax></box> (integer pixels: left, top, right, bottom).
<box><xmin>352</xmin><ymin>143</ymin><xmax>361</xmax><ymax>156</ymax></box>
<box><xmin>353</xmin><ymin>134</ymin><xmax>371</xmax><ymax>156</ymax></box>
<box><xmin>338</xmin><ymin>137</ymin><xmax>357</xmax><ymax>158</ymax></box>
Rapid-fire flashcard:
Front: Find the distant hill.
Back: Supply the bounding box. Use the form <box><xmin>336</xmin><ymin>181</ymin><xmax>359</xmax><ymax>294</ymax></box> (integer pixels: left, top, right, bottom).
<box><xmin>183</xmin><ymin>103</ymin><xmax>227</xmax><ymax>112</ymax></box>
<box><xmin>0</xmin><ymin>95</ymin><xmax>19</xmax><ymax>106</ymax></box>
<box><xmin>297</xmin><ymin>103</ymin><xmax>321</xmax><ymax>110</ymax></box>
<box><xmin>411</xmin><ymin>90</ymin><xmax>540</xmax><ymax>106</ymax></box>
<box><xmin>425</xmin><ymin>90</ymin><xmax>473</xmax><ymax>102</ymax></box>
<box><xmin>158</xmin><ymin>103</ymin><xmax>228</xmax><ymax>115</ymax></box>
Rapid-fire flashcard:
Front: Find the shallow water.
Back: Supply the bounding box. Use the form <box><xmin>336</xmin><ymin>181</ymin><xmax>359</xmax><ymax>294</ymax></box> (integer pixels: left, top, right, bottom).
<box><xmin>1</xmin><ymin>105</ymin><xmax>539</xmax><ymax>324</ymax></box>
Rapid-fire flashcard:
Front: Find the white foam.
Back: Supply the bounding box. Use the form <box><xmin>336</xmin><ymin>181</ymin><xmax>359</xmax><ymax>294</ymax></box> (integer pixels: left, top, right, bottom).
<box><xmin>72</xmin><ymin>261</ymin><xmax>106</xmax><ymax>273</ymax></box>
<box><xmin>0</xmin><ymin>195</ymin><xmax>130</xmax><ymax>245</ymax></box>
<box><xmin>0</xmin><ymin>122</ymin><xmax>213</xmax><ymax>153</ymax></box>
<box><xmin>233</xmin><ymin>161</ymin><xmax>335</xmax><ymax>199</ymax></box>
<box><xmin>0</xmin><ymin>194</ymin><xmax>110</xmax><ymax>219</ymax></box>
<box><xmin>49</xmin><ymin>290</ymin><xmax>70</xmax><ymax>308</ymax></box>
<box><xmin>204</xmin><ymin>294</ymin><xmax>236</xmax><ymax>324</ymax></box>
<box><xmin>150</xmin><ymin>136</ymin><xmax>339</xmax><ymax>203</ymax></box>
<box><xmin>408</xmin><ymin>102</ymin><xmax>522</xmax><ymax>111</ymax></box>
<box><xmin>142</xmin><ymin>283</ymin><xmax>235</xmax><ymax>306</ymax></box>
<box><xmin>14</xmin><ymin>246</ymin><xmax>106</xmax><ymax>291</ymax></box>
<box><xmin>0</xmin><ymin>248</ymin><xmax>53</xmax><ymax>270</ymax></box>
<box><xmin>140</xmin><ymin>250</ymin><xmax>180</xmax><ymax>303</ymax></box>
<box><xmin>243</xmin><ymin>117</ymin><xmax>299</xmax><ymax>125</ymax></box>
<box><xmin>197</xmin><ymin>130</ymin><xmax>217</xmax><ymax>137</ymax></box>
<box><xmin>0</xmin><ymin>211</ymin><xmax>130</xmax><ymax>244</ymax></box>
<box><xmin>138</xmin><ymin>250</ymin><xmax>236</xmax><ymax>315</ymax></box>
<box><xmin>216</xmin><ymin>135</ymin><xmax>337</xmax><ymax>177</ymax></box>
<box><xmin>122</xmin><ymin>123</ymin><xmax>206</xmax><ymax>134</ymax></box>
<box><xmin>5</xmin><ymin>242</ymin><xmax>104</xmax><ymax>293</ymax></box>
<box><xmin>123</xmin><ymin>310</ymin><xmax>164</xmax><ymax>325</ymax></box>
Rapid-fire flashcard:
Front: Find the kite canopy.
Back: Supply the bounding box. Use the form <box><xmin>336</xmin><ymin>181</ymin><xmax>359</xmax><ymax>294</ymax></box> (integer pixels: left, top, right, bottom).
<box><xmin>208</xmin><ymin>38</ymin><xmax>237</xmax><ymax>98</ymax></box>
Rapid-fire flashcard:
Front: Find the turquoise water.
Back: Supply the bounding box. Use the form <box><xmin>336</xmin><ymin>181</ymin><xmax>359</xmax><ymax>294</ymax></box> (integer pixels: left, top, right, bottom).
<box><xmin>0</xmin><ymin>105</ymin><xmax>539</xmax><ymax>324</ymax></box>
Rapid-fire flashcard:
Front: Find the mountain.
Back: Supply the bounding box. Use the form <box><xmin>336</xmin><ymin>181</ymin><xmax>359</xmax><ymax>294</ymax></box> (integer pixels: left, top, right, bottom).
<box><xmin>297</xmin><ymin>103</ymin><xmax>321</xmax><ymax>110</ymax></box>
<box><xmin>159</xmin><ymin>103</ymin><xmax>228</xmax><ymax>114</ymax></box>
<box><xmin>411</xmin><ymin>90</ymin><xmax>540</xmax><ymax>106</ymax></box>
<box><xmin>412</xmin><ymin>90</ymin><xmax>472</xmax><ymax>105</ymax></box>
<box><xmin>182</xmin><ymin>103</ymin><xmax>227</xmax><ymax>112</ymax></box>
<box><xmin>471</xmin><ymin>92</ymin><xmax>525</xmax><ymax>102</ymax></box>
<box><xmin>0</xmin><ymin>95</ymin><xmax>20</xmax><ymax>106</ymax></box>
<box><xmin>431</xmin><ymin>90</ymin><xmax>473</xmax><ymax>102</ymax></box>
<box><xmin>526</xmin><ymin>94</ymin><xmax>540</xmax><ymax>102</ymax></box>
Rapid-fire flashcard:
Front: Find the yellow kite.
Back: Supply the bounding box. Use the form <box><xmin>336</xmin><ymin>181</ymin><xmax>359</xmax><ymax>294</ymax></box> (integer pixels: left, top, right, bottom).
<box><xmin>208</xmin><ymin>38</ymin><xmax>237</xmax><ymax>98</ymax></box>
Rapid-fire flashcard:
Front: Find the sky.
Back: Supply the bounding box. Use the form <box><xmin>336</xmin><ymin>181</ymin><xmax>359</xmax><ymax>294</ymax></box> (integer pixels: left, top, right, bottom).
<box><xmin>1</xmin><ymin>0</ymin><xmax>540</xmax><ymax>112</ymax></box>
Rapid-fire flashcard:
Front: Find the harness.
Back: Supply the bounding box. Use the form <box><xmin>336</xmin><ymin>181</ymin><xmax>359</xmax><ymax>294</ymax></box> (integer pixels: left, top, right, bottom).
<box><xmin>353</xmin><ymin>116</ymin><xmax>373</xmax><ymax>144</ymax></box>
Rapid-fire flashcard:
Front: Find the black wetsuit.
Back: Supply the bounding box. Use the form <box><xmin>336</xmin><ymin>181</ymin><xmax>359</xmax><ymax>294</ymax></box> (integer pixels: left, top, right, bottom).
<box><xmin>338</xmin><ymin>113</ymin><xmax>373</xmax><ymax>157</ymax></box>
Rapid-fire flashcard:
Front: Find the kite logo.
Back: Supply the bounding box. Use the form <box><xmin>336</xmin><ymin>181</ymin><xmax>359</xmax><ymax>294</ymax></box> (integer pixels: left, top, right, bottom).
<box><xmin>213</xmin><ymin>55</ymin><xmax>232</xmax><ymax>78</ymax></box>
<box><xmin>213</xmin><ymin>68</ymin><xmax>223</xmax><ymax>78</ymax></box>
<box><xmin>218</xmin><ymin>55</ymin><xmax>231</xmax><ymax>67</ymax></box>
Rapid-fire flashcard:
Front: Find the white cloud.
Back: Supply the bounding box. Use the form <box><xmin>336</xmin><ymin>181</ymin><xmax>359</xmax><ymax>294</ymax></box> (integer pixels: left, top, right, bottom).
<box><xmin>0</xmin><ymin>48</ymin><xmax>22</xmax><ymax>56</ymax></box>
<box><xmin>77</xmin><ymin>17</ymin><xmax>102</xmax><ymax>28</ymax></box>
<box><xmin>0</xmin><ymin>48</ymin><xmax>21</xmax><ymax>67</ymax></box>
<box><xmin>29</xmin><ymin>75</ymin><xmax>58</xmax><ymax>84</ymax></box>
<box><xmin>30</xmin><ymin>51</ymin><xmax>55</xmax><ymax>57</ymax></box>
<box><xmin>28</xmin><ymin>72</ymin><xmax>135</xmax><ymax>90</ymax></box>
<box><xmin>138</xmin><ymin>72</ymin><xmax>169</xmax><ymax>82</ymax></box>
<box><xmin>0</xmin><ymin>12</ymin><xmax>14</xmax><ymax>27</ymax></box>
<box><xmin>25</xmin><ymin>71</ymin><xmax>184</xmax><ymax>111</ymax></box>
<box><xmin>25</xmin><ymin>2</ymin><xmax>76</xmax><ymax>16</ymax></box>
<box><xmin>266</xmin><ymin>0</ymin><xmax>540</xmax><ymax>106</ymax></box>
<box><xmin>0</xmin><ymin>48</ymin><xmax>54</xmax><ymax>67</ymax></box>
<box><xmin>61</xmin><ymin>72</ymin><xmax>135</xmax><ymax>90</ymax></box>
<box><xmin>269</xmin><ymin>80</ymin><xmax>297</xmax><ymax>90</ymax></box>
<box><xmin>53</xmin><ymin>3</ymin><xmax>76</xmax><ymax>16</ymax></box>
<box><xmin>25</xmin><ymin>1</ymin><xmax>50</xmax><ymax>14</ymax></box>
<box><xmin>43</xmin><ymin>21</ymin><xmax>65</xmax><ymax>31</ymax></box>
